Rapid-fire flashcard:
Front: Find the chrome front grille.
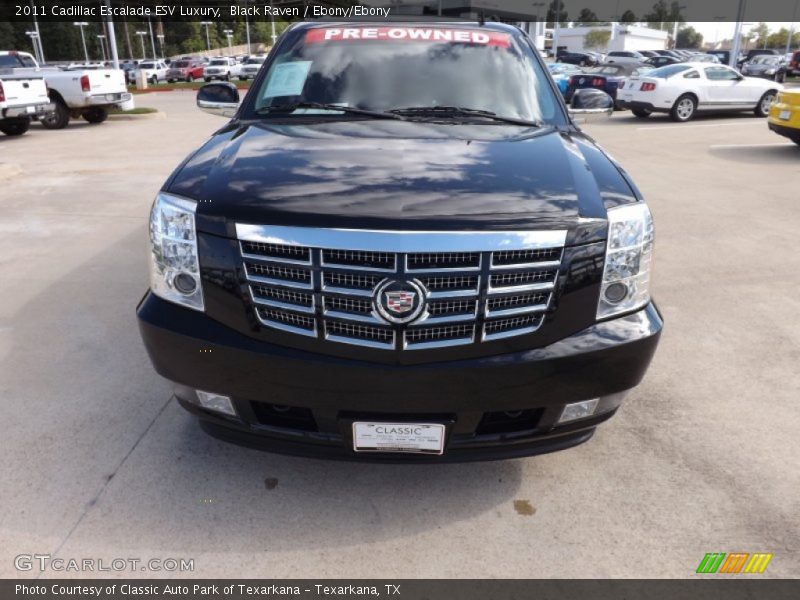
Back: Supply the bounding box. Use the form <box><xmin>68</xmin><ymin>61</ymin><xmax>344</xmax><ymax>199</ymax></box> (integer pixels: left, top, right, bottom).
<box><xmin>236</xmin><ymin>225</ymin><xmax>567</xmax><ymax>351</ymax></box>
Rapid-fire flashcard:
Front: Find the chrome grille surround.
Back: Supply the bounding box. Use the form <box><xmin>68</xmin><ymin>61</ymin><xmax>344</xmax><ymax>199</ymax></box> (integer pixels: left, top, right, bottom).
<box><xmin>236</xmin><ymin>225</ymin><xmax>567</xmax><ymax>351</ymax></box>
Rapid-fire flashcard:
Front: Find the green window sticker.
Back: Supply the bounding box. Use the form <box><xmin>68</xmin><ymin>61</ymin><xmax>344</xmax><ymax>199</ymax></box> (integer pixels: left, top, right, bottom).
<box><xmin>262</xmin><ymin>61</ymin><xmax>313</xmax><ymax>98</ymax></box>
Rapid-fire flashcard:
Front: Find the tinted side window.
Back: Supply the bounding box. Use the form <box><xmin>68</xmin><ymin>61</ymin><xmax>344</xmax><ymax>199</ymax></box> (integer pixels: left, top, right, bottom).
<box><xmin>705</xmin><ymin>67</ymin><xmax>738</xmax><ymax>81</ymax></box>
<box><xmin>684</xmin><ymin>70</ymin><xmax>699</xmax><ymax>79</ymax></box>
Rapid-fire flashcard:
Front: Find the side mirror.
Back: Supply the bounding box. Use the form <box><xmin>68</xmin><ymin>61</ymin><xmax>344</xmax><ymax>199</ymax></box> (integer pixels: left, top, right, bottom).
<box><xmin>568</xmin><ymin>88</ymin><xmax>614</xmax><ymax>123</ymax></box>
<box><xmin>197</xmin><ymin>82</ymin><xmax>240</xmax><ymax>118</ymax></box>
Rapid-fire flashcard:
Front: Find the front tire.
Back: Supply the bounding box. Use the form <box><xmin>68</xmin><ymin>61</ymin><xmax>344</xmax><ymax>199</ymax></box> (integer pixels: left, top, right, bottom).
<box><xmin>82</xmin><ymin>107</ymin><xmax>108</xmax><ymax>124</ymax></box>
<box><xmin>632</xmin><ymin>108</ymin><xmax>652</xmax><ymax>118</ymax></box>
<box><xmin>40</xmin><ymin>98</ymin><xmax>70</xmax><ymax>130</ymax></box>
<box><xmin>0</xmin><ymin>117</ymin><xmax>31</xmax><ymax>136</ymax></box>
<box><xmin>670</xmin><ymin>94</ymin><xmax>697</xmax><ymax>122</ymax></box>
<box><xmin>755</xmin><ymin>90</ymin><xmax>777</xmax><ymax>117</ymax></box>
<box><xmin>204</xmin><ymin>77</ymin><xmax>211</xmax><ymax>82</ymax></box>
<box><xmin>186</xmin><ymin>75</ymin><xmax>193</xmax><ymax>83</ymax></box>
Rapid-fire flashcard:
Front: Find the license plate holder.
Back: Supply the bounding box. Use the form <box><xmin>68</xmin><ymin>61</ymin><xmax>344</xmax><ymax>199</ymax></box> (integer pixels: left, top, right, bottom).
<box><xmin>779</xmin><ymin>109</ymin><xmax>792</xmax><ymax>121</ymax></box>
<box><xmin>352</xmin><ymin>422</ymin><xmax>446</xmax><ymax>455</ymax></box>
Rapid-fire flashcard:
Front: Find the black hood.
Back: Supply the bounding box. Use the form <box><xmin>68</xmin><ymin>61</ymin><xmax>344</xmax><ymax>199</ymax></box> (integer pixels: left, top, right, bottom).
<box><xmin>166</xmin><ymin>120</ymin><xmax>638</xmax><ymax>244</ymax></box>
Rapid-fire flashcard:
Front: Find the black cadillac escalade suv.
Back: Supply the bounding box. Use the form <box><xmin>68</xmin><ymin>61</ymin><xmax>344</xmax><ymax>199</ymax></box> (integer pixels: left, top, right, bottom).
<box><xmin>137</xmin><ymin>21</ymin><xmax>662</xmax><ymax>461</ymax></box>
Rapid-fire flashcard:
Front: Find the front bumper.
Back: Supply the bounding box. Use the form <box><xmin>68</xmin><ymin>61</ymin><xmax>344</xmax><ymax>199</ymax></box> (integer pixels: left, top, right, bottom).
<box><xmin>137</xmin><ymin>294</ymin><xmax>663</xmax><ymax>462</ymax></box>
<box><xmin>768</xmin><ymin>121</ymin><xmax>800</xmax><ymax>142</ymax></box>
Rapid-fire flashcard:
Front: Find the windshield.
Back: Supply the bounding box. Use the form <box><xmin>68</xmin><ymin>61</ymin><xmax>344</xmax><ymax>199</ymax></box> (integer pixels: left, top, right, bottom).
<box><xmin>140</xmin><ymin>62</ymin><xmax>155</xmax><ymax>69</ymax></box>
<box><xmin>249</xmin><ymin>25</ymin><xmax>561</xmax><ymax>124</ymax></box>
<box><xmin>752</xmin><ymin>56</ymin><xmax>780</xmax><ymax>65</ymax></box>
<box><xmin>173</xmin><ymin>61</ymin><xmax>190</xmax><ymax>68</ymax></box>
<box><xmin>648</xmin><ymin>64</ymin><xmax>691</xmax><ymax>78</ymax></box>
<box><xmin>210</xmin><ymin>59</ymin><xmax>227</xmax><ymax>66</ymax></box>
<box><xmin>247</xmin><ymin>57</ymin><xmax>266</xmax><ymax>64</ymax></box>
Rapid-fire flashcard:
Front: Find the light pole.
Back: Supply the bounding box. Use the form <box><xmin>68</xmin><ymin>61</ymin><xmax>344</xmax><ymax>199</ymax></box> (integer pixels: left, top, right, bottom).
<box><xmin>25</xmin><ymin>31</ymin><xmax>41</xmax><ymax>63</ymax></box>
<box><xmin>135</xmin><ymin>31</ymin><xmax>147</xmax><ymax>59</ymax></box>
<box><xmin>552</xmin><ymin>0</ymin><xmax>562</xmax><ymax>57</ymax></box>
<box><xmin>223</xmin><ymin>29</ymin><xmax>234</xmax><ymax>54</ymax></box>
<box><xmin>730</xmin><ymin>0</ymin><xmax>747</xmax><ymax>69</ymax></box>
<box><xmin>97</xmin><ymin>34</ymin><xmax>107</xmax><ymax>62</ymax></box>
<box><xmin>157</xmin><ymin>34</ymin><xmax>165</xmax><ymax>59</ymax></box>
<box><xmin>30</xmin><ymin>0</ymin><xmax>44</xmax><ymax>64</ymax></box>
<box><xmin>787</xmin><ymin>0</ymin><xmax>799</xmax><ymax>54</ymax></box>
<box><xmin>671</xmin><ymin>4</ymin><xmax>686</xmax><ymax>49</ymax></box>
<box><xmin>74</xmin><ymin>22</ymin><xmax>89</xmax><ymax>63</ymax></box>
<box><xmin>147</xmin><ymin>18</ymin><xmax>157</xmax><ymax>60</ymax></box>
<box><xmin>200</xmin><ymin>21</ymin><xmax>212</xmax><ymax>51</ymax></box>
<box><xmin>270</xmin><ymin>1</ymin><xmax>277</xmax><ymax>47</ymax></box>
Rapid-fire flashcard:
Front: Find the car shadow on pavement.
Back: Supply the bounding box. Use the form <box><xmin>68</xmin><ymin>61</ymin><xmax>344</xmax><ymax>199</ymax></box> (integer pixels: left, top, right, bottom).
<box><xmin>708</xmin><ymin>143</ymin><xmax>800</xmax><ymax>164</ymax></box>
<box><xmin>5</xmin><ymin>226</ymin><xmax>526</xmax><ymax>556</ymax></box>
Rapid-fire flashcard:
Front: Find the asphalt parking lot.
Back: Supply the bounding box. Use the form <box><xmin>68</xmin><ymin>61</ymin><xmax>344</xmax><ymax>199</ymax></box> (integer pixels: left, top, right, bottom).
<box><xmin>1</xmin><ymin>91</ymin><xmax>798</xmax><ymax>579</ymax></box>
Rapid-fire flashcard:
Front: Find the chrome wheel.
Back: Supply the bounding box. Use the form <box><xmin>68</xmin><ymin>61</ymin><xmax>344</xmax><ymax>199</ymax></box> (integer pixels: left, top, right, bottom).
<box><xmin>676</xmin><ymin>98</ymin><xmax>694</xmax><ymax>120</ymax></box>
<box><xmin>760</xmin><ymin>93</ymin><xmax>775</xmax><ymax>114</ymax></box>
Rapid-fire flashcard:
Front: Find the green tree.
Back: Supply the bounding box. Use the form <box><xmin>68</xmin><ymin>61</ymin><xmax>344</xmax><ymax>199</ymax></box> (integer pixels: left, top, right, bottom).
<box><xmin>749</xmin><ymin>22</ymin><xmax>770</xmax><ymax>49</ymax></box>
<box><xmin>584</xmin><ymin>29</ymin><xmax>612</xmax><ymax>50</ymax></box>
<box><xmin>619</xmin><ymin>10</ymin><xmax>637</xmax><ymax>23</ymax></box>
<box><xmin>676</xmin><ymin>26</ymin><xmax>703</xmax><ymax>49</ymax></box>
<box><xmin>575</xmin><ymin>8</ymin><xmax>599</xmax><ymax>26</ymax></box>
<box><xmin>546</xmin><ymin>1</ymin><xmax>568</xmax><ymax>28</ymax></box>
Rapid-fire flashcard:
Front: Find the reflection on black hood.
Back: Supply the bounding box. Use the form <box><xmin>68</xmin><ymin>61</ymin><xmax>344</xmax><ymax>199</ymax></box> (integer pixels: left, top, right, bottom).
<box><xmin>167</xmin><ymin>120</ymin><xmax>637</xmax><ymax>238</ymax></box>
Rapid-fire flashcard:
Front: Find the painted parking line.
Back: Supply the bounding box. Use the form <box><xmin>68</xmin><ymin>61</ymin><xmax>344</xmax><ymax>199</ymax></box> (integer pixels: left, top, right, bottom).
<box><xmin>708</xmin><ymin>142</ymin><xmax>796</xmax><ymax>149</ymax></box>
<box><xmin>637</xmin><ymin>121</ymin><xmax>765</xmax><ymax>132</ymax></box>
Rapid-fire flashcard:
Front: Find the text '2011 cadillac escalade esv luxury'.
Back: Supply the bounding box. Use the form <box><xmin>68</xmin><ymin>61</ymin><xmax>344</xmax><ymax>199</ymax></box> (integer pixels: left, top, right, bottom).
<box><xmin>137</xmin><ymin>22</ymin><xmax>662</xmax><ymax>462</ymax></box>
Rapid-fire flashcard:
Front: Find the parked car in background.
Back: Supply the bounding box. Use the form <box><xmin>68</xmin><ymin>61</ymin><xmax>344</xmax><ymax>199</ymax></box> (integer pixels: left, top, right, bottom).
<box><xmin>741</xmin><ymin>55</ymin><xmax>788</xmax><ymax>82</ymax></box>
<box><xmin>166</xmin><ymin>59</ymin><xmax>205</xmax><ymax>83</ymax></box>
<box><xmin>688</xmin><ymin>54</ymin><xmax>720</xmax><ymax>63</ymax></box>
<box><xmin>606</xmin><ymin>50</ymin><xmax>647</xmax><ymax>65</ymax></box>
<box><xmin>768</xmin><ymin>89</ymin><xmax>800</xmax><ymax>145</ymax></box>
<box><xmin>787</xmin><ymin>51</ymin><xmax>800</xmax><ymax>77</ymax></box>
<box><xmin>11</xmin><ymin>51</ymin><xmax>132</xmax><ymax>129</ymax></box>
<box><xmin>239</xmin><ymin>55</ymin><xmax>267</xmax><ymax>81</ymax></box>
<box><xmin>706</xmin><ymin>50</ymin><xmax>730</xmax><ymax>64</ymax></box>
<box><xmin>737</xmin><ymin>49</ymin><xmax>779</xmax><ymax>70</ymax></box>
<box><xmin>645</xmin><ymin>55</ymin><xmax>680</xmax><ymax>68</ymax></box>
<box><xmin>203</xmin><ymin>57</ymin><xmax>241</xmax><ymax>82</ymax></box>
<box><xmin>0</xmin><ymin>50</ymin><xmax>52</xmax><ymax>136</ymax></box>
<box><xmin>557</xmin><ymin>51</ymin><xmax>600</xmax><ymax>67</ymax></box>
<box><xmin>617</xmin><ymin>63</ymin><xmax>781</xmax><ymax>122</ymax></box>
<box><xmin>547</xmin><ymin>62</ymin><xmax>583</xmax><ymax>96</ymax></box>
<box><xmin>565</xmin><ymin>63</ymin><xmax>653</xmax><ymax>108</ymax></box>
<box><xmin>128</xmin><ymin>60</ymin><xmax>168</xmax><ymax>85</ymax></box>
<box><xmin>638</xmin><ymin>50</ymin><xmax>659</xmax><ymax>58</ymax></box>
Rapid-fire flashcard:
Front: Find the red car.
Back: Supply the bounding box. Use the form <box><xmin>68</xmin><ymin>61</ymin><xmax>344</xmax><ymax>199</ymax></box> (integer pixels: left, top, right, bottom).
<box><xmin>165</xmin><ymin>59</ymin><xmax>205</xmax><ymax>83</ymax></box>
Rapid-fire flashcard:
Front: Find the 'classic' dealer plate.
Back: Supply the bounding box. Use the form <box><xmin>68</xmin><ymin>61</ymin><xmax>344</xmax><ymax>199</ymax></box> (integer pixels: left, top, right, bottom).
<box><xmin>352</xmin><ymin>422</ymin><xmax>445</xmax><ymax>455</ymax></box>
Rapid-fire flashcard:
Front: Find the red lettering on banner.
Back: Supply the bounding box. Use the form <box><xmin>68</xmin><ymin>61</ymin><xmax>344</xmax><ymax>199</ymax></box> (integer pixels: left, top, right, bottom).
<box><xmin>304</xmin><ymin>27</ymin><xmax>511</xmax><ymax>47</ymax></box>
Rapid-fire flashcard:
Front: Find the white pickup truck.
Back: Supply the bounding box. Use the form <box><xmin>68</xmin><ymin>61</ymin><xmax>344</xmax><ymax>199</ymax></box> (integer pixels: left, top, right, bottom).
<box><xmin>9</xmin><ymin>51</ymin><xmax>133</xmax><ymax>129</ymax></box>
<box><xmin>0</xmin><ymin>51</ymin><xmax>52</xmax><ymax>136</ymax></box>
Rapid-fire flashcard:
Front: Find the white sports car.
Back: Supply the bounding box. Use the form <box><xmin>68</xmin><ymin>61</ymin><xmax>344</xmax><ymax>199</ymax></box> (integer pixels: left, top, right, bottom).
<box><xmin>616</xmin><ymin>62</ymin><xmax>782</xmax><ymax>122</ymax></box>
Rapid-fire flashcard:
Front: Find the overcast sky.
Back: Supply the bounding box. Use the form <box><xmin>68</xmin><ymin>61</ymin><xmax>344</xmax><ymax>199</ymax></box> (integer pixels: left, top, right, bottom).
<box><xmin>688</xmin><ymin>21</ymin><xmax>795</xmax><ymax>44</ymax></box>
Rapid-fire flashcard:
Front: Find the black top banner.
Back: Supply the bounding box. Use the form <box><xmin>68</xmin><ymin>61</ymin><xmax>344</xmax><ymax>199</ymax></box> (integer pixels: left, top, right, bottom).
<box><xmin>2</xmin><ymin>0</ymin><xmax>800</xmax><ymax>23</ymax></box>
<box><xmin>4</xmin><ymin>579</ymin><xmax>800</xmax><ymax>600</ymax></box>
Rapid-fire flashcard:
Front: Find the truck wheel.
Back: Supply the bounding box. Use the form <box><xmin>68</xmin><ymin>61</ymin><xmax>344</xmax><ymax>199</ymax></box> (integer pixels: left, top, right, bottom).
<box><xmin>150</xmin><ymin>76</ymin><xmax>158</xmax><ymax>85</ymax></box>
<box><xmin>632</xmin><ymin>108</ymin><xmax>652</xmax><ymax>118</ymax></box>
<box><xmin>41</xmin><ymin>99</ymin><xmax>70</xmax><ymax>130</ymax></box>
<box><xmin>755</xmin><ymin>91</ymin><xmax>777</xmax><ymax>117</ymax></box>
<box><xmin>82</xmin><ymin>107</ymin><xmax>108</xmax><ymax>124</ymax></box>
<box><xmin>224</xmin><ymin>73</ymin><xmax>230</xmax><ymax>81</ymax></box>
<box><xmin>204</xmin><ymin>77</ymin><xmax>211</xmax><ymax>82</ymax></box>
<box><xmin>186</xmin><ymin>75</ymin><xmax>194</xmax><ymax>83</ymax></box>
<box><xmin>670</xmin><ymin>94</ymin><xmax>697</xmax><ymax>122</ymax></box>
<box><xmin>0</xmin><ymin>117</ymin><xmax>31</xmax><ymax>136</ymax></box>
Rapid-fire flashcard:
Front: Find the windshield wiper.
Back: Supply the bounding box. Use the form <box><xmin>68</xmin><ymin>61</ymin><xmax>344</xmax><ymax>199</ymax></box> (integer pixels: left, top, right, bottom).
<box><xmin>388</xmin><ymin>106</ymin><xmax>543</xmax><ymax>127</ymax></box>
<box><xmin>256</xmin><ymin>102</ymin><xmax>407</xmax><ymax>121</ymax></box>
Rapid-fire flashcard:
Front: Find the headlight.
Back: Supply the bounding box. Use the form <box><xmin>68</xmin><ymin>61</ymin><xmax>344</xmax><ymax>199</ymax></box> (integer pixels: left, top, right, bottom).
<box><xmin>149</xmin><ymin>192</ymin><xmax>204</xmax><ymax>311</ymax></box>
<box><xmin>597</xmin><ymin>202</ymin><xmax>654</xmax><ymax>320</ymax></box>
<box><xmin>765</xmin><ymin>69</ymin><xmax>776</xmax><ymax>75</ymax></box>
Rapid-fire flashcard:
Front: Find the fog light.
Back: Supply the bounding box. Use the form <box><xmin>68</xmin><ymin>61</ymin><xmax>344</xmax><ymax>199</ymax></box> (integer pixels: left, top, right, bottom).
<box><xmin>196</xmin><ymin>391</ymin><xmax>236</xmax><ymax>416</ymax></box>
<box><xmin>603</xmin><ymin>282</ymin><xmax>628</xmax><ymax>304</ymax></box>
<box><xmin>173</xmin><ymin>272</ymin><xmax>197</xmax><ymax>295</ymax></box>
<box><xmin>558</xmin><ymin>398</ymin><xmax>599</xmax><ymax>424</ymax></box>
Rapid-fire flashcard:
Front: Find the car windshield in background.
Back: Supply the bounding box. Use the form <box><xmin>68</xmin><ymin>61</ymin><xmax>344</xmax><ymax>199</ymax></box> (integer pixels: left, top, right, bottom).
<box><xmin>250</xmin><ymin>26</ymin><xmax>561</xmax><ymax>124</ymax></box>
<box><xmin>140</xmin><ymin>62</ymin><xmax>155</xmax><ymax>69</ymax></box>
<box><xmin>247</xmin><ymin>58</ymin><xmax>266</xmax><ymax>64</ymax></box>
<box><xmin>648</xmin><ymin>64</ymin><xmax>691</xmax><ymax>78</ymax></box>
<box><xmin>173</xmin><ymin>61</ymin><xmax>190</xmax><ymax>68</ymax></box>
<box><xmin>210</xmin><ymin>59</ymin><xmax>227</xmax><ymax>66</ymax></box>
<box><xmin>752</xmin><ymin>56</ymin><xmax>781</xmax><ymax>65</ymax></box>
<box><xmin>585</xmin><ymin>66</ymin><xmax>623</xmax><ymax>75</ymax></box>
